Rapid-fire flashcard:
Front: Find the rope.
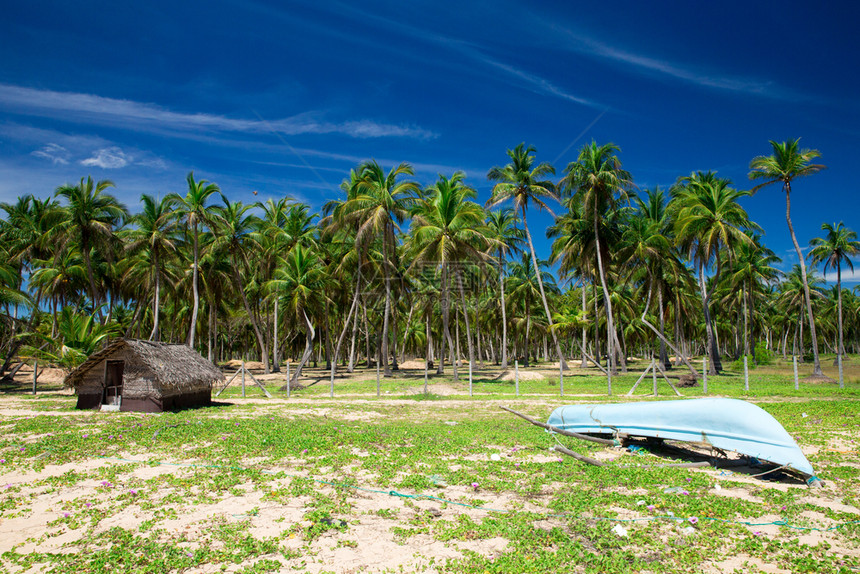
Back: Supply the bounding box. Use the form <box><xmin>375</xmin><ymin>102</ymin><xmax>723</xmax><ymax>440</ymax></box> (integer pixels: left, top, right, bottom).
<box><xmin>87</xmin><ymin>455</ymin><xmax>860</xmax><ymax>533</ymax></box>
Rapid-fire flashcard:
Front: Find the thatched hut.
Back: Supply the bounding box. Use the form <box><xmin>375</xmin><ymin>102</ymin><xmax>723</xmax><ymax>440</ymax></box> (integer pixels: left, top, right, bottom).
<box><xmin>66</xmin><ymin>339</ymin><xmax>224</xmax><ymax>412</ymax></box>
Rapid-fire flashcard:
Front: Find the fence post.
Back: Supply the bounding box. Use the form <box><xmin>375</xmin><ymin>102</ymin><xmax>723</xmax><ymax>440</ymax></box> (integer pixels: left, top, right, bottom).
<box><xmin>376</xmin><ymin>361</ymin><xmax>380</xmax><ymax>398</ymax></box>
<box><xmin>607</xmin><ymin>365</ymin><xmax>613</xmax><ymax>397</ymax></box>
<box><xmin>702</xmin><ymin>357</ymin><xmax>708</xmax><ymax>395</ymax></box>
<box><xmin>241</xmin><ymin>359</ymin><xmax>246</xmax><ymax>398</ymax></box>
<box><xmin>32</xmin><ymin>360</ymin><xmax>37</xmax><ymax>395</ymax></box>
<box><xmin>286</xmin><ymin>362</ymin><xmax>290</xmax><ymax>399</ymax></box>
<box><xmin>744</xmin><ymin>355</ymin><xmax>749</xmax><ymax>392</ymax></box>
<box><xmin>838</xmin><ymin>352</ymin><xmax>844</xmax><ymax>389</ymax></box>
<box><xmin>652</xmin><ymin>359</ymin><xmax>657</xmax><ymax>396</ymax></box>
<box><xmin>330</xmin><ymin>363</ymin><xmax>335</xmax><ymax>398</ymax></box>
<box><xmin>793</xmin><ymin>355</ymin><xmax>799</xmax><ymax>391</ymax></box>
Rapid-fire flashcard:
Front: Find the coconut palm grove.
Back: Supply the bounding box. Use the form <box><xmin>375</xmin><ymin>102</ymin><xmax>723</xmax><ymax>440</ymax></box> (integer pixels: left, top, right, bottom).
<box><xmin>1</xmin><ymin>137</ymin><xmax>858</xmax><ymax>387</ymax></box>
<box><xmin>3</xmin><ymin>4</ymin><xmax>860</xmax><ymax>573</ymax></box>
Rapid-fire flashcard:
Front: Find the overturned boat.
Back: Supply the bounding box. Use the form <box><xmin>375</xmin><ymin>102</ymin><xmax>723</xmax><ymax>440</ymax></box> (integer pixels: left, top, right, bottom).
<box><xmin>538</xmin><ymin>398</ymin><xmax>820</xmax><ymax>486</ymax></box>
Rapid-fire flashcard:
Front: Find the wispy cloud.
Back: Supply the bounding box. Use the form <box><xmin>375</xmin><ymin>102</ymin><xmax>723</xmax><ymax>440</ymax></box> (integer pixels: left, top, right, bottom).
<box><xmin>81</xmin><ymin>147</ymin><xmax>131</xmax><ymax>169</ymax></box>
<box><xmin>297</xmin><ymin>2</ymin><xmax>600</xmax><ymax>109</ymax></box>
<box><xmin>539</xmin><ymin>20</ymin><xmax>805</xmax><ymax>101</ymax></box>
<box><xmin>31</xmin><ymin>143</ymin><xmax>69</xmax><ymax>165</ymax></box>
<box><xmin>471</xmin><ymin>53</ymin><xmax>599</xmax><ymax>108</ymax></box>
<box><xmin>0</xmin><ymin>84</ymin><xmax>438</xmax><ymax>140</ymax></box>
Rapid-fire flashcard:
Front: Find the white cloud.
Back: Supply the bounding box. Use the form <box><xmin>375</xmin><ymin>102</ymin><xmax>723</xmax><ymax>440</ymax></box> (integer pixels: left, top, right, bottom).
<box><xmin>81</xmin><ymin>147</ymin><xmax>131</xmax><ymax>169</ymax></box>
<box><xmin>471</xmin><ymin>53</ymin><xmax>599</xmax><ymax>108</ymax></box>
<box><xmin>535</xmin><ymin>19</ymin><xmax>807</xmax><ymax>101</ymax></box>
<box><xmin>0</xmin><ymin>84</ymin><xmax>438</xmax><ymax>140</ymax></box>
<box><xmin>31</xmin><ymin>143</ymin><xmax>70</xmax><ymax>164</ymax></box>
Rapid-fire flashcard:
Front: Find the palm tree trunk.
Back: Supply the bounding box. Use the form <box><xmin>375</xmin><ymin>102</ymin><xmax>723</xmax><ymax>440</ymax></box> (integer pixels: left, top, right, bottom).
<box><xmin>324</xmin><ymin>300</ymin><xmax>332</xmax><ymax>370</ymax></box>
<box><xmin>743</xmin><ymin>282</ymin><xmax>749</xmax><ymax>357</ymax></box>
<box><xmin>785</xmin><ymin>183</ymin><xmax>824</xmax><ymax>376</ymax></box>
<box><xmin>81</xmin><ymin>240</ymin><xmax>102</xmax><ymax>320</ymax></box>
<box><xmin>698</xmin><ymin>262</ymin><xmax>722</xmax><ymax>375</ymax></box>
<box><xmin>837</xmin><ymin>265</ymin><xmax>844</xmax><ymax>362</ymax></box>
<box><xmin>498</xmin><ymin>253</ymin><xmax>509</xmax><ymax>370</ymax></box>
<box><xmin>581</xmin><ymin>282</ymin><xmax>588</xmax><ymax>368</ymax></box>
<box><xmin>673</xmin><ymin>296</ymin><xmax>682</xmax><ymax>367</ymax></box>
<box><xmin>333</xmin><ymin>277</ymin><xmax>360</xmax><ymax>375</ymax></box>
<box><xmin>456</xmin><ymin>268</ymin><xmax>475</xmax><ymax>370</ymax></box>
<box><xmin>347</xmin><ymin>284</ymin><xmax>360</xmax><ymax>372</ymax></box>
<box><xmin>232</xmin><ymin>263</ymin><xmax>270</xmax><ymax>373</ymax></box>
<box><xmin>640</xmin><ymin>280</ymin><xmax>698</xmax><ymax>375</ymax></box>
<box><xmin>658</xmin><ymin>288</ymin><xmax>668</xmax><ymax>369</ymax></box>
<box><xmin>440</xmin><ymin>263</ymin><xmax>457</xmax><ymax>379</ymax></box>
<box><xmin>149</xmin><ymin>251</ymin><xmax>160</xmax><ymax>341</ymax></box>
<box><xmin>362</xmin><ymin>296</ymin><xmax>371</xmax><ymax>367</ymax></box>
<box><xmin>381</xmin><ymin>236</ymin><xmax>392</xmax><ymax>377</ymax></box>
<box><xmin>592</xmin><ymin>208</ymin><xmax>616</xmax><ymax>374</ymax></box>
<box><xmin>272</xmin><ymin>296</ymin><xmax>280</xmax><ymax>372</ymax></box>
<box><xmin>522</xmin><ymin>208</ymin><xmax>568</xmax><ymax>370</ymax></box>
<box><xmin>290</xmin><ymin>309</ymin><xmax>315</xmax><ymax>387</ymax></box>
<box><xmin>208</xmin><ymin>301</ymin><xmax>215</xmax><ymax>362</ymax></box>
<box><xmin>188</xmin><ymin>222</ymin><xmax>200</xmax><ymax>347</ymax></box>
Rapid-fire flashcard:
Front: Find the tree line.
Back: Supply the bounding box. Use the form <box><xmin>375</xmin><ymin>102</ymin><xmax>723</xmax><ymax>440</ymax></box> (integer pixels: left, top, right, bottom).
<box><xmin>1</xmin><ymin>139</ymin><xmax>858</xmax><ymax>387</ymax></box>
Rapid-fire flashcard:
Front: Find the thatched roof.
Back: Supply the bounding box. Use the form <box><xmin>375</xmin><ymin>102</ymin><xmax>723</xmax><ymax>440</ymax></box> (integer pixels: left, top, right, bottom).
<box><xmin>65</xmin><ymin>339</ymin><xmax>224</xmax><ymax>389</ymax></box>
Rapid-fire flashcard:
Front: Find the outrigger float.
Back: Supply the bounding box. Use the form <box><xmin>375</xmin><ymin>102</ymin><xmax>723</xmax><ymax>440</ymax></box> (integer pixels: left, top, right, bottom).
<box><xmin>503</xmin><ymin>398</ymin><xmax>822</xmax><ymax>487</ymax></box>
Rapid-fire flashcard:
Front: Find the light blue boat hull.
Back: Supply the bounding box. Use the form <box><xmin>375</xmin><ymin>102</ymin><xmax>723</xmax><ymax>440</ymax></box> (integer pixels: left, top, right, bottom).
<box><xmin>546</xmin><ymin>398</ymin><xmax>815</xmax><ymax>477</ymax></box>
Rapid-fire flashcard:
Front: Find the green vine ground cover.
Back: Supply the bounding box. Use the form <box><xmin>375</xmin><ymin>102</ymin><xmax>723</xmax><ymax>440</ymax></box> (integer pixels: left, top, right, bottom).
<box><xmin>1</xmin><ymin>359</ymin><xmax>858</xmax><ymax>573</ymax></box>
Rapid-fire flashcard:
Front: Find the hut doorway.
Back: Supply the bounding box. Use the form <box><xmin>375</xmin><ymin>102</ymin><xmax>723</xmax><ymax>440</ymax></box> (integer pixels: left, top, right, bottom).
<box><xmin>102</xmin><ymin>360</ymin><xmax>124</xmax><ymax>407</ymax></box>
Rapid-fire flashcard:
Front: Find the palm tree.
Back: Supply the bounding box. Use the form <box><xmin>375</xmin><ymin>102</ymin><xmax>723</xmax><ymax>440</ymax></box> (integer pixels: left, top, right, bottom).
<box><xmin>123</xmin><ymin>194</ymin><xmax>179</xmax><ymax>341</ymax></box>
<box><xmin>487</xmin><ymin>143</ymin><xmax>567</xmax><ymax>369</ymax></box>
<box><xmin>620</xmin><ymin>188</ymin><xmax>698</xmax><ymax>374</ymax></box>
<box><xmin>484</xmin><ymin>209</ymin><xmax>525</xmax><ymax>369</ymax></box>
<box><xmin>210</xmin><ymin>198</ymin><xmax>269</xmax><ymax>372</ymax></box>
<box><xmin>341</xmin><ymin>161</ymin><xmax>419</xmax><ymax>376</ymax></box>
<box><xmin>168</xmin><ymin>172</ymin><xmax>220</xmax><ymax>348</ymax></box>
<box><xmin>269</xmin><ymin>244</ymin><xmax>330</xmax><ymax>388</ymax></box>
<box><xmin>408</xmin><ymin>172</ymin><xmax>491</xmax><ymax>379</ymax></box>
<box><xmin>54</xmin><ymin>177</ymin><xmax>127</xmax><ymax>317</ymax></box>
<box><xmin>778</xmin><ymin>265</ymin><xmax>825</xmax><ymax>357</ymax></box>
<box><xmin>749</xmin><ymin>139</ymin><xmax>828</xmax><ymax>378</ymax></box>
<box><xmin>671</xmin><ymin>172</ymin><xmax>754</xmax><ymax>374</ymax></box>
<box><xmin>561</xmin><ymin>142</ymin><xmax>633</xmax><ymax>374</ymax></box>
<box><xmin>725</xmin><ymin>234</ymin><xmax>781</xmax><ymax>361</ymax></box>
<box><xmin>809</xmin><ymin>222</ymin><xmax>860</xmax><ymax>380</ymax></box>
<box><xmin>506</xmin><ymin>253</ymin><xmax>559</xmax><ymax>366</ymax></box>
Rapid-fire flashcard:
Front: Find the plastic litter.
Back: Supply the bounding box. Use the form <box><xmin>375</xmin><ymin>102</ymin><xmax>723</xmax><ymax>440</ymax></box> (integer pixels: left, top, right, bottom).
<box><xmin>612</xmin><ymin>524</ymin><xmax>628</xmax><ymax>537</ymax></box>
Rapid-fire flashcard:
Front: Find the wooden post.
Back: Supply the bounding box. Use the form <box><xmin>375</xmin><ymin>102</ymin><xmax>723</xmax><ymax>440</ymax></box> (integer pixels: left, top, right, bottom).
<box><xmin>793</xmin><ymin>355</ymin><xmax>799</xmax><ymax>391</ymax></box>
<box><xmin>702</xmin><ymin>357</ymin><xmax>708</xmax><ymax>394</ymax></box>
<box><xmin>652</xmin><ymin>358</ymin><xmax>657</xmax><ymax>396</ymax></box>
<box><xmin>838</xmin><ymin>352</ymin><xmax>844</xmax><ymax>389</ymax></box>
<box><xmin>330</xmin><ymin>362</ymin><xmax>335</xmax><ymax>398</ymax></box>
<box><xmin>424</xmin><ymin>359</ymin><xmax>428</xmax><ymax>394</ymax></box>
<box><xmin>744</xmin><ymin>355</ymin><xmax>749</xmax><ymax>392</ymax></box>
<box><xmin>241</xmin><ymin>359</ymin><xmax>246</xmax><ymax>398</ymax></box>
<box><xmin>32</xmin><ymin>360</ymin><xmax>37</xmax><ymax>395</ymax></box>
<box><xmin>243</xmin><ymin>369</ymin><xmax>272</xmax><ymax>398</ymax></box>
<box><xmin>607</xmin><ymin>367</ymin><xmax>612</xmax><ymax>396</ymax></box>
<box><xmin>514</xmin><ymin>360</ymin><xmax>519</xmax><ymax>396</ymax></box>
<box><xmin>286</xmin><ymin>362</ymin><xmax>291</xmax><ymax>399</ymax></box>
<box><xmin>376</xmin><ymin>361</ymin><xmax>380</xmax><ymax>398</ymax></box>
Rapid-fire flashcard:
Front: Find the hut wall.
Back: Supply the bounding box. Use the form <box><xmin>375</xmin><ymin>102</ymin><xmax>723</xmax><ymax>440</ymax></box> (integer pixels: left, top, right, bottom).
<box><xmin>75</xmin><ymin>358</ymin><xmax>108</xmax><ymax>410</ymax></box>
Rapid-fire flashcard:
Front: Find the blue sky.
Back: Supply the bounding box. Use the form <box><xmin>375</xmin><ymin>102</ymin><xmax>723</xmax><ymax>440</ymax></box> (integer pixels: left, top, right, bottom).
<box><xmin>2</xmin><ymin>1</ymin><xmax>859</xmax><ymax>282</ymax></box>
